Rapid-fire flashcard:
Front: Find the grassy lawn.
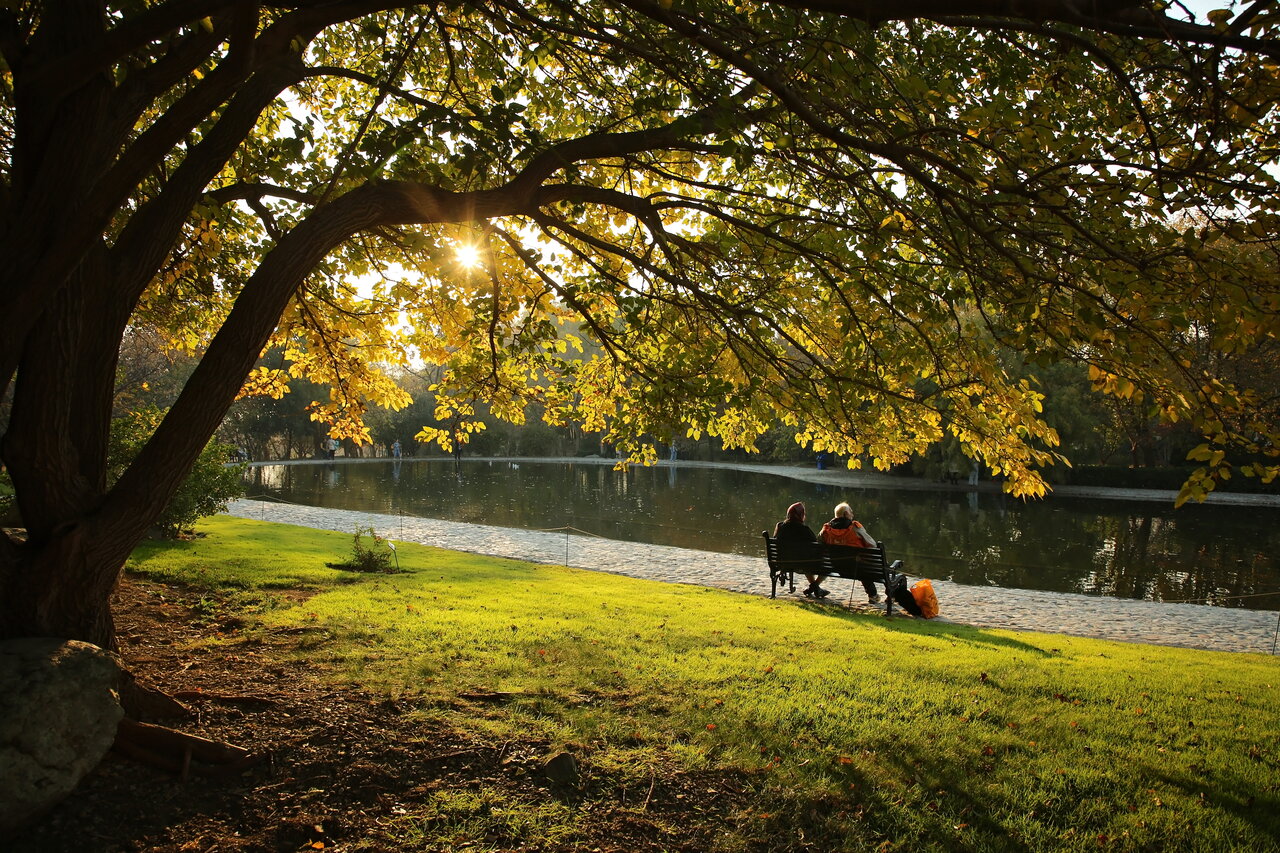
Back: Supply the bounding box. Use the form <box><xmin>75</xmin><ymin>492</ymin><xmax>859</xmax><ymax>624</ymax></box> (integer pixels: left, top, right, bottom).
<box><xmin>127</xmin><ymin>515</ymin><xmax>1280</xmax><ymax>852</ymax></box>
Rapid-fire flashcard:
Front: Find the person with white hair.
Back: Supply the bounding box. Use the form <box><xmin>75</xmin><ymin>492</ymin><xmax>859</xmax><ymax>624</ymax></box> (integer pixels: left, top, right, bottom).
<box><xmin>819</xmin><ymin>502</ymin><xmax>882</xmax><ymax>604</ymax></box>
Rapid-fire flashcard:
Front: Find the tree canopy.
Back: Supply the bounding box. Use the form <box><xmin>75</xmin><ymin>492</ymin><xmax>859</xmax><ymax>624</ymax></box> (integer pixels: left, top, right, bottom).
<box><xmin>1</xmin><ymin>1</ymin><xmax>1279</xmax><ymax>643</ymax></box>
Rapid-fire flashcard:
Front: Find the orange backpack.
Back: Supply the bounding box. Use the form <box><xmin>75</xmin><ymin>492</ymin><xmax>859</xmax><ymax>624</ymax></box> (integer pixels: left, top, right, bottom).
<box><xmin>910</xmin><ymin>579</ymin><xmax>940</xmax><ymax>619</ymax></box>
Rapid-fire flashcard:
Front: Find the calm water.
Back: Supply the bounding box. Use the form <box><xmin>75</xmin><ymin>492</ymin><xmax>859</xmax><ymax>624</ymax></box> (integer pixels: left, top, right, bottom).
<box><xmin>245</xmin><ymin>459</ymin><xmax>1280</xmax><ymax>610</ymax></box>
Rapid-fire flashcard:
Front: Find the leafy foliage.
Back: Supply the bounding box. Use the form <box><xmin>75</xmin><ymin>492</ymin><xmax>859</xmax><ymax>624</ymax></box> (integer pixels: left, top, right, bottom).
<box><xmin>200</xmin><ymin>1</ymin><xmax>1280</xmax><ymax>497</ymax></box>
<box><xmin>109</xmin><ymin>408</ymin><xmax>246</xmax><ymax>538</ymax></box>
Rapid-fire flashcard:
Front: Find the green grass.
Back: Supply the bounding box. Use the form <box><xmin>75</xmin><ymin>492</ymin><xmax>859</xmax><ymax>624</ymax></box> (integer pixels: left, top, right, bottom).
<box><xmin>128</xmin><ymin>516</ymin><xmax>1280</xmax><ymax>852</ymax></box>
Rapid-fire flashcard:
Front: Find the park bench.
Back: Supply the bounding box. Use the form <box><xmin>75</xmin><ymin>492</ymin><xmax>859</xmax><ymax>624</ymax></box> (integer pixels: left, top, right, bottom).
<box><xmin>761</xmin><ymin>532</ymin><xmax>907</xmax><ymax>615</ymax></box>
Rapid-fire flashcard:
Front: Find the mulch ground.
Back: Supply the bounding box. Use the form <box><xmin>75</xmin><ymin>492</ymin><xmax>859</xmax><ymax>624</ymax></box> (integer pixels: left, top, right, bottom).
<box><xmin>9</xmin><ymin>576</ymin><xmax>756</xmax><ymax>853</ymax></box>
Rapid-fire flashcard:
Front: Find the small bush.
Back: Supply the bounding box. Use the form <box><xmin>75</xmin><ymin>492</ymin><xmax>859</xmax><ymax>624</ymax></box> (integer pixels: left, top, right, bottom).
<box><xmin>328</xmin><ymin>526</ymin><xmax>399</xmax><ymax>573</ymax></box>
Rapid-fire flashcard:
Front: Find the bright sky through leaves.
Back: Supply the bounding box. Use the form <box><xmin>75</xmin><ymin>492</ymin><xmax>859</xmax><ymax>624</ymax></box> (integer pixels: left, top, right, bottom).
<box><xmin>454</xmin><ymin>244</ymin><xmax>483</xmax><ymax>269</ymax></box>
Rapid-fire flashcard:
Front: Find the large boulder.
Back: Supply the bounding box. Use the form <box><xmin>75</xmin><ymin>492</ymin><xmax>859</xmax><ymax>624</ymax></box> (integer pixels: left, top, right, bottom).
<box><xmin>0</xmin><ymin>638</ymin><xmax>124</xmax><ymax>832</ymax></box>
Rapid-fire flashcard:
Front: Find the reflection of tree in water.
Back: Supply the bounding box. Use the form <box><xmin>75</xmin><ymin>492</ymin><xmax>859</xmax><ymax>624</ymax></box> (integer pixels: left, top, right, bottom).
<box><xmin>881</xmin><ymin>494</ymin><xmax>1108</xmax><ymax>593</ymax></box>
<box><xmin>1088</xmin><ymin>513</ymin><xmax>1277</xmax><ymax>606</ymax></box>
<box><xmin>1086</xmin><ymin>514</ymin><xmax>1156</xmax><ymax>600</ymax></box>
<box><xmin>852</xmin><ymin>494</ymin><xmax>1279</xmax><ymax>607</ymax></box>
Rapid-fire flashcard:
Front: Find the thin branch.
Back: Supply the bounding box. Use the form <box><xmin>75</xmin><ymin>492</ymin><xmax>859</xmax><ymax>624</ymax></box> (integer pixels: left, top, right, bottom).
<box><xmin>207</xmin><ymin>181</ymin><xmax>321</xmax><ymax>207</ymax></box>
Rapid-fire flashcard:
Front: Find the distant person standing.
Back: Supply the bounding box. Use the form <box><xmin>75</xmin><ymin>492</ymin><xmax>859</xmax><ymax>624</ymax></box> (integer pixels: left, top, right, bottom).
<box><xmin>392</xmin><ymin>439</ymin><xmax>402</xmax><ymax>459</ymax></box>
<box><xmin>820</xmin><ymin>502</ymin><xmax>881</xmax><ymax>604</ymax></box>
<box><xmin>668</xmin><ymin>443</ymin><xmax>677</xmax><ymax>462</ymax></box>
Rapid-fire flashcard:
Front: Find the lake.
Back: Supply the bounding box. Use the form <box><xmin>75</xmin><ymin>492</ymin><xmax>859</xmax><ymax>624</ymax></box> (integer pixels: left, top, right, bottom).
<box><xmin>244</xmin><ymin>458</ymin><xmax>1280</xmax><ymax>610</ymax></box>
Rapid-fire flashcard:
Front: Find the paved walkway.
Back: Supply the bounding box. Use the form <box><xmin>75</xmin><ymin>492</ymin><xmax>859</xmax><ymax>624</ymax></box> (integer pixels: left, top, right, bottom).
<box><xmin>225</xmin><ymin>494</ymin><xmax>1280</xmax><ymax>656</ymax></box>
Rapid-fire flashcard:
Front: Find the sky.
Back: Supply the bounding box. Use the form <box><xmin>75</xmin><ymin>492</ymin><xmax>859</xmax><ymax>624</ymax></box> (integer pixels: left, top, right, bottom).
<box><xmin>1177</xmin><ymin>0</ymin><xmax>1236</xmax><ymax>22</ymax></box>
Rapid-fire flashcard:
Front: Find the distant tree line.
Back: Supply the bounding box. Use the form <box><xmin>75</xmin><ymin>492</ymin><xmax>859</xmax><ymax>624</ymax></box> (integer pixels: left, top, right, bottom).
<box><xmin>97</xmin><ymin>330</ymin><xmax>1280</xmax><ymax>495</ymax></box>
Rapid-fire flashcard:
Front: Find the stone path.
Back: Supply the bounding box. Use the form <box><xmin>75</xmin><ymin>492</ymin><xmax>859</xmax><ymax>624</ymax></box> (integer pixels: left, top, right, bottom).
<box><xmin>225</xmin><ymin>497</ymin><xmax>1280</xmax><ymax>656</ymax></box>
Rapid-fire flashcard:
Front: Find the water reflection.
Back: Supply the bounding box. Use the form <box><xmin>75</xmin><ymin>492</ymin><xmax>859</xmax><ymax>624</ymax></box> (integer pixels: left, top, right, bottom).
<box><xmin>244</xmin><ymin>460</ymin><xmax>1280</xmax><ymax>609</ymax></box>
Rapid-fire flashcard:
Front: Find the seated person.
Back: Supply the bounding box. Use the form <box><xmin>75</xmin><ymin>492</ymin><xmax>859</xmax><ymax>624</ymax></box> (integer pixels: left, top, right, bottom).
<box><xmin>773</xmin><ymin>501</ymin><xmax>828</xmax><ymax>598</ymax></box>
<box><xmin>820</xmin><ymin>502</ymin><xmax>882</xmax><ymax>604</ymax></box>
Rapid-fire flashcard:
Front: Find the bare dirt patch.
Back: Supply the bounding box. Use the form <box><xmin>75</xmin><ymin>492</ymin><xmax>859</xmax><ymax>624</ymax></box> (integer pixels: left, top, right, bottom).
<box><xmin>9</xmin><ymin>576</ymin><xmax>755</xmax><ymax>852</ymax></box>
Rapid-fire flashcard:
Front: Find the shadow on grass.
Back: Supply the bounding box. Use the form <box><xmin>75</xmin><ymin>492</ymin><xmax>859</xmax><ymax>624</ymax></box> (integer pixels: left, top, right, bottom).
<box><xmin>873</xmin><ymin>724</ymin><xmax>1279</xmax><ymax>850</ymax></box>
<box><xmin>793</xmin><ymin>599</ymin><xmax>1055</xmax><ymax>656</ymax></box>
<box><xmin>1139</xmin><ymin>753</ymin><xmax>1280</xmax><ymax>844</ymax></box>
<box><xmin>738</xmin><ymin>720</ymin><xmax>1280</xmax><ymax>852</ymax></box>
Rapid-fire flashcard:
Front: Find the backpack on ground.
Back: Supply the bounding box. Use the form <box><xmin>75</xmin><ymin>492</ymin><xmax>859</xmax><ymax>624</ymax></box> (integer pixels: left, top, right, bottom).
<box><xmin>910</xmin><ymin>578</ymin><xmax>940</xmax><ymax>619</ymax></box>
<box><xmin>890</xmin><ymin>575</ymin><xmax>924</xmax><ymax>617</ymax></box>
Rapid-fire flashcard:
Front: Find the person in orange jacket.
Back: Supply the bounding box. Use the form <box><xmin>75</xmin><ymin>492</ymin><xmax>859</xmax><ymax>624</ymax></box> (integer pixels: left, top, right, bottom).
<box><xmin>820</xmin><ymin>502</ymin><xmax>882</xmax><ymax>604</ymax></box>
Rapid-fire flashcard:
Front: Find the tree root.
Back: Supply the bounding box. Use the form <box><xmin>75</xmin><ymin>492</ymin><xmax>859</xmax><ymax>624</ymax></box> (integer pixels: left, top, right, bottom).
<box><xmin>112</xmin><ymin>718</ymin><xmax>262</xmax><ymax>779</ymax></box>
<box><xmin>118</xmin><ymin>672</ymin><xmax>191</xmax><ymax>719</ymax></box>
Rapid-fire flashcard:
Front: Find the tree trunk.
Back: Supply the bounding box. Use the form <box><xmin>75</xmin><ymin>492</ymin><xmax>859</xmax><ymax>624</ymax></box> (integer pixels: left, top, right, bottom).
<box><xmin>0</xmin><ymin>517</ymin><xmax>136</xmax><ymax>649</ymax></box>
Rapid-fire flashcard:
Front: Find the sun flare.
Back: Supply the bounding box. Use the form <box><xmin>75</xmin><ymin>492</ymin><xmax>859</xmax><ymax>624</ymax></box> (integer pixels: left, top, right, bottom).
<box><xmin>455</xmin><ymin>244</ymin><xmax>483</xmax><ymax>268</ymax></box>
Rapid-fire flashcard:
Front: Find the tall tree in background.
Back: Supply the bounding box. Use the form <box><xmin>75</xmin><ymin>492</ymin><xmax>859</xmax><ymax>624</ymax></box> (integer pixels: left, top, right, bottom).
<box><xmin>1</xmin><ymin>1</ymin><xmax>1278</xmax><ymax>647</ymax></box>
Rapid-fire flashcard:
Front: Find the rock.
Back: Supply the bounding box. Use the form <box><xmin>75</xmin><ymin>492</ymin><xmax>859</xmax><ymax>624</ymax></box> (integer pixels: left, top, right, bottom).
<box><xmin>541</xmin><ymin>750</ymin><xmax>578</xmax><ymax>784</ymax></box>
<box><xmin>0</xmin><ymin>638</ymin><xmax>124</xmax><ymax>832</ymax></box>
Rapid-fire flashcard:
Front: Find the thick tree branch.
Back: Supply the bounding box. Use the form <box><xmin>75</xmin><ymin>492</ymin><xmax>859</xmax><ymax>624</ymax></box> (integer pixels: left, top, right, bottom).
<box><xmin>111</xmin><ymin>8</ymin><xmax>254</xmax><ymax>135</ymax></box>
<box><xmin>22</xmin><ymin>0</ymin><xmax>235</xmax><ymax>101</ymax></box>
<box><xmin>761</xmin><ymin>0</ymin><xmax>1275</xmax><ymax>55</ymax></box>
<box><xmin>0</xmin><ymin>9</ymin><xmax>25</xmax><ymax>75</ymax></box>
<box><xmin>24</xmin><ymin>0</ymin><xmax>411</xmax><ymax>100</ymax></box>
<box><xmin>106</xmin><ymin>59</ymin><xmax>306</xmax><ymax>332</ymax></box>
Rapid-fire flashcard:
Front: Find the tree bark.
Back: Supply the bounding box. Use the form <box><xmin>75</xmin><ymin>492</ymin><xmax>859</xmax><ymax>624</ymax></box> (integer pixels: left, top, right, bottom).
<box><xmin>0</xmin><ymin>519</ymin><xmax>134</xmax><ymax>648</ymax></box>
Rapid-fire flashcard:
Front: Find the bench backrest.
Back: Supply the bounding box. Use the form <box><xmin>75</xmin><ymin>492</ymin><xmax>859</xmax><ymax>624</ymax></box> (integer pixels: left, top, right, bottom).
<box><xmin>762</xmin><ymin>533</ymin><xmax>889</xmax><ymax>580</ymax></box>
<box><xmin>825</xmin><ymin>543</ymin><xmax>887</xmax><ymax>578</ymax></box>
<box><xmin>762</xmin><ymin>532</ymin><xmax>825</xmax><ymax>574</ymax></box>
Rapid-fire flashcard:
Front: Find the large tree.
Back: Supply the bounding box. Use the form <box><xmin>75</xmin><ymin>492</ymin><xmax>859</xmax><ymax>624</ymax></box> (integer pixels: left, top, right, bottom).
<box><xmin>2</xmin><ymin>1</ymin><xmax>1278</xmax><ymax>648</ymax></box>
